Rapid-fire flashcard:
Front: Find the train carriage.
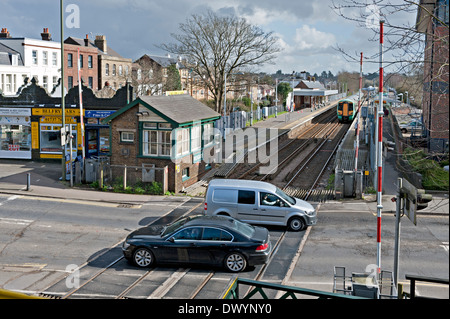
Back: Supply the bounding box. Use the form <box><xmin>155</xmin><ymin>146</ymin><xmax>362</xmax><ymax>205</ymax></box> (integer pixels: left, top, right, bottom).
<box><xmin>337</xmin><ymin>99</ymin><xmax>356</xmax><ymax>123</ymax></box>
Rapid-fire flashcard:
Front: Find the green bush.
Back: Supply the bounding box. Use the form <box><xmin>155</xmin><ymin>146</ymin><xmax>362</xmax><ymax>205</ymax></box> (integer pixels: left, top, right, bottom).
<box><xmin>403</xmin><ymin>148</ymin><xmax>449</xmax><ymax>191</ymax></box>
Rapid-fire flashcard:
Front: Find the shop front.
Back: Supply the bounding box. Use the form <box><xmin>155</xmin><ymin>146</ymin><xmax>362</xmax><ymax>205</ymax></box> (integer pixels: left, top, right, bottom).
<box><xmin>0</xmin><ymin>108</ymin><xmax>32</xmax><ymax>159</ymax></box>
<box><xmin>84</xmin><ymin>110</ymin><xmax>115</xmax><ymax>158</ymax></box>
<box><xmin>31</xmin><ymin>107</ymin><xmax>80</xmax><ymax>160</ymax></box>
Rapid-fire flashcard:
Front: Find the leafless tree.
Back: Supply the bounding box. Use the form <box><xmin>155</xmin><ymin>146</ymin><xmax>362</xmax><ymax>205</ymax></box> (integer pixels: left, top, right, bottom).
<box><xmin>159</xmin><ymin>10</ymin><xmax>281</xmax><ymax>114</ymax></box>
<box><xmin>331</xmin><ymin>0</ymin><xmax>448</xmax><ymax>154</ymax></box>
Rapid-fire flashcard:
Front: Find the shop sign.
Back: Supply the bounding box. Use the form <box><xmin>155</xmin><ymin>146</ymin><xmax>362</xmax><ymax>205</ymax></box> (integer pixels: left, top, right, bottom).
<box><xmin>0</xmin><ymin>108</ymin><xmax>31</xmax><ymax>116</ymax></box>
<box><xmin>85</xmin><ymin>110</ymin><xmax>115</xmax><ymax>119</ymax></box>
<box><xmin>8</xmin><ymin>145</ymin><xmax>20</xmax><ymax>151</ymax></box>
<box><xmin>40</xmin><ymin>116</ymin><xmax>77</xmax><ymax>124</ymax></box>
<box><xmin>32</xmin><ymin>108</ymin><xmax>80</xmax><ymax>116</ymax></box>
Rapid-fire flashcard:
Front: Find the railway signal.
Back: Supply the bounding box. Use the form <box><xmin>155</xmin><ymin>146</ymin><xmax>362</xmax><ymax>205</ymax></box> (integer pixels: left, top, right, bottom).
<box><xmin>393</xmin><ymin>178</ymin><xmax>433</xmax><ymax>287</ymax></box>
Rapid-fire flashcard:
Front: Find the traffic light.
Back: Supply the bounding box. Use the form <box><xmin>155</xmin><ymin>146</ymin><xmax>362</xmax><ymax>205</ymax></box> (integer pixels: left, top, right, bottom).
<box><xmin>417</xmin><ymin>190</ymin><xmax>433</xmax><ymax>211</ymax></box>
<box><xmin>400</xmin><ymin>178</ymin><xmax>433</xmax><ymax>225</ymax></box>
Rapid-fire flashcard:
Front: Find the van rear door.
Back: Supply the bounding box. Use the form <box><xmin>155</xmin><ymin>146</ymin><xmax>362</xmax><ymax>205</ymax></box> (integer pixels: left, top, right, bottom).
<box><xmin>237</xmin><ymin>190</ymin><xmax>260</xmax><ymax>223</ymax></box>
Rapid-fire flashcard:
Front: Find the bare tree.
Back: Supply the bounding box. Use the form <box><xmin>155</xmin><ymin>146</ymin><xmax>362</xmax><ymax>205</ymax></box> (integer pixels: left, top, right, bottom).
<box><xmin>159</xmin><ymin>10</ymin><xmax>280</xmax><ymax>114</ymax></box>
<box><xmin>331</xmin><ymin>0</ymin><xmax>448</xmax><ymax>154</ymax></box>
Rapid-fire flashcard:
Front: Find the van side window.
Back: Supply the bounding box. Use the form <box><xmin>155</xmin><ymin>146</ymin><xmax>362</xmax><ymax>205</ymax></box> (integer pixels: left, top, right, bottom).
<box><xmin>238</xmin><ymin>190</ymin><xmax>255</xmax><ymax>205</ymax></box>
<box><xmin>260</xmin><ymin>192</ymin><xmax>282</xmax><ymax>207</ymax></box>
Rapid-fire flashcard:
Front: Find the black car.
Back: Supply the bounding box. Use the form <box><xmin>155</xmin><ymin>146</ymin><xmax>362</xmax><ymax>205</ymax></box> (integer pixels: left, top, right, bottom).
<box><xmin>122</xmin><ymin>214</ymin><xmax>271</xmax><ymax>272</ymax></box>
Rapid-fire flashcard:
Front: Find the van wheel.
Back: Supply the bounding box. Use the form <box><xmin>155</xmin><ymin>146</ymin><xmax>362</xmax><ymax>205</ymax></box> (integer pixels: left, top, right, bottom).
<box><xmin>217</xmin><ymin>212</ymin><xmax>230</xmax><ymax>217</ymax></box>
<box><xmin>288</xmin><ymin>217</ymin><xmax>305</xmax><ymax>231</ymax></box>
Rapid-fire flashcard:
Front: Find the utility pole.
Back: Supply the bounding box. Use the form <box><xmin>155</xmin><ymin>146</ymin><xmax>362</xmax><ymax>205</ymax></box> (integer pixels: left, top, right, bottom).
<box><xmin>60</xmin><ymin>0</ymin><xmax>66</xmax><ymax>180</ymax></box>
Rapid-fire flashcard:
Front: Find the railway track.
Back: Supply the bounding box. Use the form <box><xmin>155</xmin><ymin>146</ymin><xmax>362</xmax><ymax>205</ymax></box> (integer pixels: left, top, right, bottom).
<box><xmin>36</xmin><ymin>107</ymin><xmax>351</xmax><ymax>300</ymax></box>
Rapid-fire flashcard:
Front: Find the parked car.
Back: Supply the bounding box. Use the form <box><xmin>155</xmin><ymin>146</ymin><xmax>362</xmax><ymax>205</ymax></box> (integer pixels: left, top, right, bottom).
<box><xmin>204</xmin><ymin>179</ymin><xmax>317</xmax><ymax>231</ymax></box>
<box><xmin>399</xmin><ymin>120</ymin><xmax>423</xmax><ymax>133</ymax></box>
<box><xmin>122</xmin><ymin>214</ymin><xmax>271</xmax><ymax>272</ymax></box>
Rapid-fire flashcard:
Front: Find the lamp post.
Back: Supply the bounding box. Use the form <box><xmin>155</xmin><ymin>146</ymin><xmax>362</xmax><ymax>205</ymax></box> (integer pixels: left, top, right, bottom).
<box><xmin>60</xmin><ymin>0</ymin><xmax>66</xmax><ymax>180</ymax></box>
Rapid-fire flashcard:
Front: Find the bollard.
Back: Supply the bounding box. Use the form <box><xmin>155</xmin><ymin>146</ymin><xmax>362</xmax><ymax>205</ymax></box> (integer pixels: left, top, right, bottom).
<box><xmin>26</xmin><ymin>173</ymin><xmax>31</xmax><ymax>191</ymax></box>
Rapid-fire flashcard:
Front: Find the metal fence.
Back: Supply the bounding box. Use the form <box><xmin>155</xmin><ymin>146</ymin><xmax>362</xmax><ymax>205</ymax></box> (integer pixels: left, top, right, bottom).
<box><xmin>215</xmin><ymin>105</ymin><xmax>286</xmax><ymax>134</ymax></box>
<box><xmin>83</xmin><ymin>157</ymin><xmax>168</xmax><ymax>194</ymax></box>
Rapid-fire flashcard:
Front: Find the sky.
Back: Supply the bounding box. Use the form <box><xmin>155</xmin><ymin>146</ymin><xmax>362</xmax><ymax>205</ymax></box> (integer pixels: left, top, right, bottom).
<box><xmin>1</xmin><ymin>0</ymin><xmax>418</xmax><ymax>76</ymax></box>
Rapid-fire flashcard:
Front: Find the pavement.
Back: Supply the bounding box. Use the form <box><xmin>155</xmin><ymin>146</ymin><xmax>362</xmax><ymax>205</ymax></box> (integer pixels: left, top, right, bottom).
<box><xmin>0</xmin><ymin>100</ymin><xmax>447</xmax><ymax>216</ymax></box>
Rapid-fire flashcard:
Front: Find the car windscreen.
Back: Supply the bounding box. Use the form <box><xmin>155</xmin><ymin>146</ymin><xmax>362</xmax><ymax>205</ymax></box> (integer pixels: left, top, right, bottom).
<box><xmin>275</xmin><ymin>187</ymin><xmax>296</xmax><ymax>205</ymax></box>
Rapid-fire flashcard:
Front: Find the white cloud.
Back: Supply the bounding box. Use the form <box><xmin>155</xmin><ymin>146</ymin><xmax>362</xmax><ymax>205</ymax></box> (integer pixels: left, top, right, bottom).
<box><xmin>294</xmin><ymin>25</ymin><xmax>337</xmax><ymax>51</ymax></box>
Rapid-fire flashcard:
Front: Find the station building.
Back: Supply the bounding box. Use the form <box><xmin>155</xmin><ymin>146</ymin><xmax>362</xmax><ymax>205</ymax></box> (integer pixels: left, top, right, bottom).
<box><xmin>293</xmin><ymin>79</ymin><xmax>338</xmax><ymax>110</ymax></box>
<box><xmin>102</xmin><ymin>94</ymin><xmax>220</xmax><ymax>193</ymax></box>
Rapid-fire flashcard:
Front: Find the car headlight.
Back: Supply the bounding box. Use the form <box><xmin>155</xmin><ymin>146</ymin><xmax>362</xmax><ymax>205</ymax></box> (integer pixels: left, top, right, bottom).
<box><xmin>122</xmin><ymin>241</ymin><xmax>130</xmax><ymax>250</ymax></box>
<box><xmin>305</xmin><ymin>210</ymin><xmax>316</xmax><ymax>216</ymax></box>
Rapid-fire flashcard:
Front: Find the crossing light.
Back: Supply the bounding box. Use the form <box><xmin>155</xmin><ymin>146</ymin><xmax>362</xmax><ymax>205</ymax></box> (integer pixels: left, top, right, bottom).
<box><xmin>400</xmin><ymin>178</ymin><xmax>432</xmax><ymax>225</ymax></box>
<box><xmin>416</xmin><ymin>190</ymin><xmax>433</xmax><ymax>211</ymax></box>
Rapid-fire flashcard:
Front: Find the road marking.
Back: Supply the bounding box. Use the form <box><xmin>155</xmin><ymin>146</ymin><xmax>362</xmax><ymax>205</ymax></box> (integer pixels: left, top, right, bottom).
<box><xmin>0</xmin><ymin>217</ymin><xmax>33</xmax><ymax>226</ymax></box>
<box><xmin>0</xmin><ymin>195</ymin><xmax>21</xmax><ymax>206</ymax></box>
<box><xmin>441</xmin><ymin>242</ymin><xmax>449</xmax><ymax>253</ymax></box>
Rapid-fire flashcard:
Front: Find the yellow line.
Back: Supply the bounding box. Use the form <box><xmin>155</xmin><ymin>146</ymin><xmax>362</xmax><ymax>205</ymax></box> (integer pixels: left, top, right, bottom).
<box><xmin>0</xmin><ymin>289</ymin><xmax>44</xmax><ymax>299</ymax></box>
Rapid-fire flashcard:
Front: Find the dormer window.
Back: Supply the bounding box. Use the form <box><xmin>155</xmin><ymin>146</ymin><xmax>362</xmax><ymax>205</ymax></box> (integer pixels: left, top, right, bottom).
<box><xmin>10</xmin><ymin>54</ymin><xmax>18</xmax><ymax>66</ymax></box>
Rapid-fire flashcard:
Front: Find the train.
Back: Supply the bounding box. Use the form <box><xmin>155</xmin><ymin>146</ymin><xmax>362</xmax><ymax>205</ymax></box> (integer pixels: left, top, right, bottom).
<box><xmin>337</xmin><ymin>98</ymin><xmax>356</xmax><ymax>123</ymax></box>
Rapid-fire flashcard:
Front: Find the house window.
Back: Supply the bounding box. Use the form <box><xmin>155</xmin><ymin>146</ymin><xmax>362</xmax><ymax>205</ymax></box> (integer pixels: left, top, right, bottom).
<box><xmin>142</xmin><ymin>130</ymin><xmax>172</xmax><ymax>157</ymax></box>
<box><xmin>191</xmin><ymin>125</ymin><xmax>201</xmax><ymax>152</ymax></box>
<box><xmin>88</xmin><ymin>55</ymin><xmax>93</xmax><ymax>68</ymax></box>
<box><xmin>32</xmin><ymin>50</ymin><xmax>38</xmax><ymax>65</ymax></box>
<box><xmin>68</xmin><ymin>76</ymin><xmax>73</xmax><ymax>89</ymax></box>
<box><xmin>176</xmin><ymin>128</ymin><xmax>190</xmax><ymax>156</ymax></box>
<box><xmin>79</xmin><ymin>54</ymin><xmax>83</xmax><ymax>68</ymax></box>
<box><xmin>68</xmin><ymin>53</ymin><xmax>73</xmax><ymax>68</ymax></box>
<box><xmin>120</xmin><ymin>131</ymin><xmax>134</xmax><ymax>143</ymax></box>
<box><xmin>43</xmin><ymin>76</ymin><xmax>48</xmax><ymax>90</ymax></box>
<box><xmin>42</xmin><ymin>51</ymin><xmax>48</xmax><ymax>65</ymax></box>
<box><xmin>182</xmin><ymin>167</ymin><xmax>190</xmax><ymax>181</ymax></box>
<box><xmin>52</xmin><ymin>52</ymin><xmax>58</xmax><ymax>66</ymax></box>
<box><xmin>88</xmin><ymin>77</ymin><xmax>93</xmax><ymax>88</ymax></box>
<box><xmin>203</xmin><ymin>123</ymin><xmax>216</xmax><ymax>147</ymax></box>
<box><xmin>112</xmin><ymin>64</ymin><xmax>116</xmax><ymax>76</ymax></box>
<box><xmin>105</xmin><ymin>63</ymin><xmax>109</xmax><ymax>76</ymax></box>
<box><xmin>119</xmin><ymin>65</ymin><xmax>123</xmax><ymax>76</ymax></box>
<box><xmin>52</xmin><ymin>76</ymin><xmax>58</xmax><ymax>90</ymax></box>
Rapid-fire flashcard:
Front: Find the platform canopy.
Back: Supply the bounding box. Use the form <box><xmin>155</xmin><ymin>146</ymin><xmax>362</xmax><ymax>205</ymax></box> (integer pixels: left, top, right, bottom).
<box><xmin>293</xmin><ymin>89</ymin><xmax>339</xmax><ymax>97</ymax></box>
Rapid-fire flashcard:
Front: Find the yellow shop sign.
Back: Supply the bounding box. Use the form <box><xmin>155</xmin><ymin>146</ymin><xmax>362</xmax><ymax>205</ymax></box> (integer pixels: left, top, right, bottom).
<box><xmin>32</xmin><ymin>108</ymin><xmax>80</xmax><ymax>116</ymax></box>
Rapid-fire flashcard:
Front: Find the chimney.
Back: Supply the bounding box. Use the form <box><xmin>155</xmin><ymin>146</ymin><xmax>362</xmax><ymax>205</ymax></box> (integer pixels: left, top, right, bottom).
<box><xmin>41</xmin><ymin>28</ymin><xmax>51</xmax><ymax>41</ymax></box>
<box><xmin>0</xmin><ymin>28</ymin><xmax>11</xmax><ymax>38</ymax></box>
<box><xmin>84</xmin><ymin>34</ymin><xmax>89</xmax><ymax>47</ymax></box>
<box><xmin>95</xmin><ymin>35</ymin><xmax>107</xmax><ymax>54</ymax></box>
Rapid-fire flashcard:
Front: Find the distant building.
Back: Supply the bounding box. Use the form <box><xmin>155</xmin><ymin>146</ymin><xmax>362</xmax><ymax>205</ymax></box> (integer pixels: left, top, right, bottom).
<box><xmin>63</xmin><ymin>35</ymin><xmax>99</xmax><ymax>91</ymax></box>
<box><xmin>416</xmin><ymin>0</ymin><xmax>449</xmax><ymax>153</ymax></box>
<box><xmin>132</xmin><ymin>54</ymin><xmax>185</xmax><ymax>96</ymax></box>
<box><xmin>0</xmin><ymin>28</ymin><xmax>61</xmax><ymax>95</ymax></box>
<box><xmin>292</xmin><ymin>78</ymin><xmax>338</xmax><ymax>110</ymax></box>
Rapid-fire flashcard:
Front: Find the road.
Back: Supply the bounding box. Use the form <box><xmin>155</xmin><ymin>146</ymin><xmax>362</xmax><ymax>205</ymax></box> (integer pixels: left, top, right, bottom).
<box><xmin>0</xmin><ymin>192</ymin><xmax>448</xmax><ymax>299</ymax></box>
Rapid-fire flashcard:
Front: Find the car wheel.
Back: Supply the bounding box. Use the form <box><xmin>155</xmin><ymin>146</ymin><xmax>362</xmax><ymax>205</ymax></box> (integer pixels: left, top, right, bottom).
<box><xmin>401</xmin><ymin>128</ymin><xmax>407</xmax><ymax>133</ymax></box>
<box><xmin>133</xmin><ymin>247</ymin><xmax>154</xmax><ymax>268</ymax></box>
<box><xmin>288</xmin><ymin>217</ymin><xmax>305</xmax><ymax>232</ymax></box>
<box><xmin>224</xmin><ymin>252</ymin><xmax>247</xmax><ymax>272</ymax></box>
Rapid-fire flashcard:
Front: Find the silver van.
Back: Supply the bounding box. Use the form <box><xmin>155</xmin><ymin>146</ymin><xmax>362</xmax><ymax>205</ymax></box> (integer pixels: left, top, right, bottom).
<box><xmin>204</xmin><ymin>179</ymin><xmax>317</xmax><ymax>231</ymax></box>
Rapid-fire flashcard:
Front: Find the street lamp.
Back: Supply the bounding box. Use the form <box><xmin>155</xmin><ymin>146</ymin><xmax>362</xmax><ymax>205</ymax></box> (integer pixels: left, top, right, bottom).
<box><xmin>60</xmin><ymin>0</ymin><xmax>66</xmax><ymax>180</ymax></box>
